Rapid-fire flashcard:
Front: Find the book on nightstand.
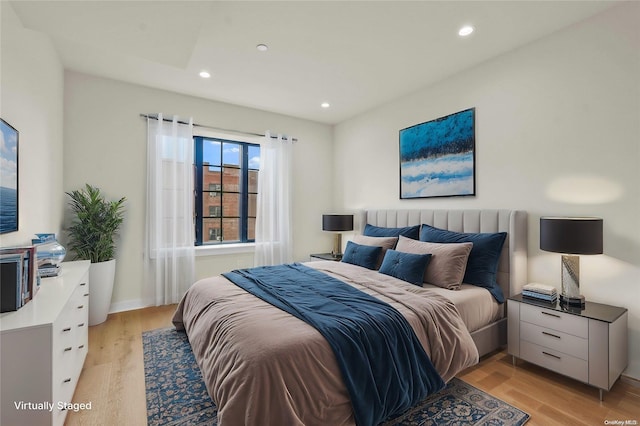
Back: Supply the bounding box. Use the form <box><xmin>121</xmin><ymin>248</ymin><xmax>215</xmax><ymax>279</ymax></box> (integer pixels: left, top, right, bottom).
<box><xmin>522</xmin><ymin>283</ymin><xmax>557</xmax><ymax>303</ymax></box>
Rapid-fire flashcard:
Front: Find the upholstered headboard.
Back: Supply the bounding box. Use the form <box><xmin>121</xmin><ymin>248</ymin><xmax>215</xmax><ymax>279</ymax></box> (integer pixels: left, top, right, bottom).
<box><xmin>361</xmin><ymin>209</ymin><xmax>528</xmax><ymax>301</ymax></box>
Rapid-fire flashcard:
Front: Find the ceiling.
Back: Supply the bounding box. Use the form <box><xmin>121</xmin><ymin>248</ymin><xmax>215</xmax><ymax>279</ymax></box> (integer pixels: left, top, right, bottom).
<box><xmin>9</xmin><ymin>1</ymin><xmax>618</xmax><ymax>124</ymax></box>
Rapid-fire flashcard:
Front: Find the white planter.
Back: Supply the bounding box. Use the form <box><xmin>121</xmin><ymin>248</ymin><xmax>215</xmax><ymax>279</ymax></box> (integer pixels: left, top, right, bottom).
<box><xmin>88</xmin><ymin>259</ymin><xmax>116</xmax><ymax>326</ymax></box>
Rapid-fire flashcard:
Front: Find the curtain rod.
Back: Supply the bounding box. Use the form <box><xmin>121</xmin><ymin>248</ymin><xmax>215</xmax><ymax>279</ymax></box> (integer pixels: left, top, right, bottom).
<box><xmin>139</xmin><ymin>114</ymin><xmax>297</xmax><ymax>142</ymax></box>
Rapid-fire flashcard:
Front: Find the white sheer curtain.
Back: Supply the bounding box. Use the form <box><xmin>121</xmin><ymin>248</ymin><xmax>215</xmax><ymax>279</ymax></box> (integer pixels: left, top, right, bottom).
<box><xmin>254</xmin><ymin>131</ymin><xmax>294</xmax><ymax>266</ymax></box>
<box><xmin>144</xmin><ymin>114</ymin><xmax>196</xmax><ymax>305</ymax></box>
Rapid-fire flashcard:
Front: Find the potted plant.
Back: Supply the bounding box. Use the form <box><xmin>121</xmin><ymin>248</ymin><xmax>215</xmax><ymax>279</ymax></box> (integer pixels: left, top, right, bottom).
<box><xmin>66</xmin><ymin>184</ymin><xmax>126</xmax><ymax>325</ymax></box>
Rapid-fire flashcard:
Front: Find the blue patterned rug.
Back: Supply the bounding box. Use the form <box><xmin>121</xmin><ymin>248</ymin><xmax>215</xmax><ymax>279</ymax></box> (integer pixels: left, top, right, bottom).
<box><xmin>143</xmin><ymin>327</ymin><xmax>529</xmax><ymax>426</ymax></box>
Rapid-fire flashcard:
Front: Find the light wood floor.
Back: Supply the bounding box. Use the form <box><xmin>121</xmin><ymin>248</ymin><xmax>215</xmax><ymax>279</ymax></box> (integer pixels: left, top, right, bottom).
<box><xmin>67</xmin><ymin>305</ymin><xmax>640</xmax><ymax>426</ymax></box>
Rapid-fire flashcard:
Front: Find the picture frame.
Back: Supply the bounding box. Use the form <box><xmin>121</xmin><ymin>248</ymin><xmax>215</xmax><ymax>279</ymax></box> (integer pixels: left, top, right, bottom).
<box><xmin>1</xmin><ymin>118</ymin><xmax>19</xmax><ymax>234</ymax></box>
<box><xmin>399</xmin><ymin>108</ymin><xmax>475</xmax><ymax>199</ymax></box>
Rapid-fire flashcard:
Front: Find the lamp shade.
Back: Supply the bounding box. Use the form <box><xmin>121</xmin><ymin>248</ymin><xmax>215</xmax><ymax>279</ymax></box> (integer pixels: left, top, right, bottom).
<box><xmin>322</xmin><ymin>214</ymin><xmax>354</xmax><ymax>232</ymax></box>
<box><xmin>540</xmin><ymin>217</ymin><xmax>603</xmax><ymax>255</ymax></box>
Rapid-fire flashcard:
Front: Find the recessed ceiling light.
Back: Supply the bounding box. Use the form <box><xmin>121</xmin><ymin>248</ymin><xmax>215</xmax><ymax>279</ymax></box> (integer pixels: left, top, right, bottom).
<box><xmin>256</xmin><ymin>44</ymin><xmax>268</xmax><ymax>52</ymax></box>
<box><xmin>458</xmin><ymin>25</ymin><xmax>474</xmax><ymax>37</ymax></box>
<box><xmin>321</xmin><ymin>102</ymin><xmax>330</xmax><ymax>108</ymax></box>
<box><xmin>199</xmin><ymin>70</ymin><xmax>211</xmax><ymax>78</ymax></box>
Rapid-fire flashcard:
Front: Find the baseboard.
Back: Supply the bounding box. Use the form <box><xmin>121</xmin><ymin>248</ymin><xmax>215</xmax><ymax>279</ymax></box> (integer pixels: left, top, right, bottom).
<box><xmin>109</xmin><ymin>299</ymin><xmax>150</xmax><ymax>314</ymax></box>
<box><xmin>620</xmin><ymin>374</ymin><xmax>640</xmax><ymax>388</ymax></box>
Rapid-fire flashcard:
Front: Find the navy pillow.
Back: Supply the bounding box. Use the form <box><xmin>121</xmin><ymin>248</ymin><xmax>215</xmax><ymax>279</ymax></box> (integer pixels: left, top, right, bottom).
<box><xmin>363</xmin><ymin>224</ymin><xmax>420</xmax><ymax>240</ymax></box>
<box><xmin>420</xmin><ymin>224</ymin><xmax>507</xmax><ymax>303</ymax></box>
<box><xmin>341</xmin><ymin>241</ymin><xmax>383</xmax><ymax>270</ymax></box>
<box><xmin>379</xmin><ymin>249</ymin><xmax>432</xmax><ymax>286</ymax></box>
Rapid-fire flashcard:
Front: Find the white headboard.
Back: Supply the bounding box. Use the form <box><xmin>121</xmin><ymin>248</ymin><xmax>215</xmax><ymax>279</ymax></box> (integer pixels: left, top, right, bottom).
<box><xmin>361</xmin><ymin>209</ymin><xmax>528</xmax><ymax>301</ymax></box>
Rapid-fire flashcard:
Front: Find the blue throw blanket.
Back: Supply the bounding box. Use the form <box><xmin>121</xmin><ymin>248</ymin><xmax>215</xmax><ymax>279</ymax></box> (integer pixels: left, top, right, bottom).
<box><xmin>222</xmin><ymin>263</ymin><xmax>445</xmax><ymax>426</ymax></box>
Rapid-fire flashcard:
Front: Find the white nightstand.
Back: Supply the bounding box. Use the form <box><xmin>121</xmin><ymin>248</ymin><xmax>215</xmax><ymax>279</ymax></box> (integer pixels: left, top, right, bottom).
<box><xmin>507</xmin><ymin>294</ymin><xmax>628</xmax><ymax>400</ymax></box>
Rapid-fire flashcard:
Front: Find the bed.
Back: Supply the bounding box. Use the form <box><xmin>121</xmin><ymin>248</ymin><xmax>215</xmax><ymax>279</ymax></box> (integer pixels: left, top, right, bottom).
<box><xmin>173</xmin><ymin>208</ymin><xmax>528</xmax><ymax>426</ymax></box>
<box><xmin>362</xmin><ymin>209</ymin><xmax>528</xmax><ymax>356</ymax></box>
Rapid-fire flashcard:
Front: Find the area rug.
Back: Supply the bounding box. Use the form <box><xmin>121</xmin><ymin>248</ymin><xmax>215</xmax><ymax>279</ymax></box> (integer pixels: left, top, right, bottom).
<box><xmin>143</xmin><ymin>327</ymin><xmax>529</xmax><ymax>426</ymax></box>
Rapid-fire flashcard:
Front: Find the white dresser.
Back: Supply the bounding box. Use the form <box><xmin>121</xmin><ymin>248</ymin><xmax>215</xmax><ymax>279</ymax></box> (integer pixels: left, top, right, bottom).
<box><xmin>1</xmin><ymin>260</ymin><xmax>90</xmax><ymax>426</ymax></box>
<box><xmin>508</xmin><ymin>294</ymin><xmax>627</xmax><ymax>400</ymax></box>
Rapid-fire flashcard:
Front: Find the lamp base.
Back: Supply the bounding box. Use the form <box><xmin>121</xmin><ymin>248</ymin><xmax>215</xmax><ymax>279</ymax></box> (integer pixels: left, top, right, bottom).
<box><xmin>332</xmin><ymin>233</ymin><xmax>343</xmax><ymax>257</ymax></box>
<box><xmin>560</xmin><ymin>293</ymin><xmax>585</xmax><ymax>307</ymax></box>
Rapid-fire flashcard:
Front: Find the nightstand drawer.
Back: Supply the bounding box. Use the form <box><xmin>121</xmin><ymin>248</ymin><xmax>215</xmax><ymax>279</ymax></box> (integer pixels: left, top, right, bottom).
<box><xmin>521</xmin><ymin>340</ymin><xmax>588</xmax><ymax>383</ymax></box>
<box><xmin>521</xmin><ymin>322</ymin><xmax>588</xmax><ymax>360</ymax></box>
<box><xmin>521</xmin><ymin>303</ymin><xmax>588</xmax><ymax>338</ymax></box>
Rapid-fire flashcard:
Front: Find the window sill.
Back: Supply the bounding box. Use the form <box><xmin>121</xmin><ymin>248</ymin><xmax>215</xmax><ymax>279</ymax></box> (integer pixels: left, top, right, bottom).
<box><xmin>195</xmin><ymin>243</ymin><xmax>255</xmax><ymax>257</ymax></box>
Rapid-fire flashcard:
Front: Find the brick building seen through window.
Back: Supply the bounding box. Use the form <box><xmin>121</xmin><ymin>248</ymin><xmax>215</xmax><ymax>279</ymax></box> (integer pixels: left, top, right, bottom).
<box><xmin>195</xmin><ymin>137</ymin><xmax>259</xmax><ymax>245</ymax></box>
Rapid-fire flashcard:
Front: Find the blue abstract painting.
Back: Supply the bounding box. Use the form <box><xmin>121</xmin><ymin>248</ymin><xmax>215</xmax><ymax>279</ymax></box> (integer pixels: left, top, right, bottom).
<box><xmin>1</xmin><ymin>119</ymin><xmax>18</xmax><ymax>234</ymax></box>
<box><xmin>400</xmin><ymin>108</ymin><xmax>475</xmax><ymax>199</ymax></box>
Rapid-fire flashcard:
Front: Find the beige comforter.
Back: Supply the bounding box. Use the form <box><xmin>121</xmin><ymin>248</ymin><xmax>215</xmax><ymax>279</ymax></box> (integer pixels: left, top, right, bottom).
<box><xmin>172</xmin><ymin>260</ymin><xmax>479</xmax><ymax>426</ymax></box>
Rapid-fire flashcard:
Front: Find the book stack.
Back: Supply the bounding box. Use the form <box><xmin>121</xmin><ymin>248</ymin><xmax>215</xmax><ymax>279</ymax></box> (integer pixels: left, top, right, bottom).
<box><xmin>0</xmin><ymin>246</ymin><xmax>38</xmax><ymax>313</ymax></box>
<box><xmin>522</xmin><ymin>283</ymin><xmax>557</xmax><ymax>304</ymax></box>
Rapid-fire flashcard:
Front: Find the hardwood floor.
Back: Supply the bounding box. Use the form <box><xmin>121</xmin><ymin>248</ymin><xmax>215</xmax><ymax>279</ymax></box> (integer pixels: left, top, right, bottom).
<box><xmin>66</xmin><ymin>305</ymin><xmax>177</xmax><ymax>426</ymax></box>
<box><xmin>67</xmin><ymin>305</ymin><xmax>640</xmax><ymax>426</ymax></box>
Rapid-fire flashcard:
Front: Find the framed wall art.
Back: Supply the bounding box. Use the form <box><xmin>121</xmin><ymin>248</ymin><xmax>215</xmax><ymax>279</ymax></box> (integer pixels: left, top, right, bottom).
<box><xmin>1</xmin><ymin>118</ymin><xmax>19</xmax><ymax>234</ymax></box>
<box><xmin>399</xmin><ymin>108</ymin><xmax>475</xmax><ymax>199</ymax></box>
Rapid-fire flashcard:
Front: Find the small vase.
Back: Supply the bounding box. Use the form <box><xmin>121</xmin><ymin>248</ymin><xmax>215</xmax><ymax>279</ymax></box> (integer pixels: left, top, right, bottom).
<box><xmin>33</xmin><ymin>233</ymin><xmax>66</xmax><ymax>266</ymax></box>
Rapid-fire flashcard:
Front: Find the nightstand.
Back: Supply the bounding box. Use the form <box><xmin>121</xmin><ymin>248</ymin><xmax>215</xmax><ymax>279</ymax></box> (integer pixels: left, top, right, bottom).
<box><xmin>507</xmin><ymin>294</ymin><xmax>627</xmax><ymax>400</ymax></box>
<box><xmin>309</xmin><ymin>252</ymin><xmax>342</xmax><ymax>261</ymax></box>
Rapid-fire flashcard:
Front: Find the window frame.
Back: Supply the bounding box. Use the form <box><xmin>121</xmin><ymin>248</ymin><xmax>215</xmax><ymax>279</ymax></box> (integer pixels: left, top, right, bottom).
<box><xmin>194</xmin><ymin>136</ymin><xmax>260</xmax><ymax>246</ymax></box>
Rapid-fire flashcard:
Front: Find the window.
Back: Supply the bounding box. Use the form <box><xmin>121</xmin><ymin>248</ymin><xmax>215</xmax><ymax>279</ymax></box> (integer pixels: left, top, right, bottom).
<box><xmin>194</xmin><ymin>137</ymin><xmax>260</xmax><ymax>245</ymax></box>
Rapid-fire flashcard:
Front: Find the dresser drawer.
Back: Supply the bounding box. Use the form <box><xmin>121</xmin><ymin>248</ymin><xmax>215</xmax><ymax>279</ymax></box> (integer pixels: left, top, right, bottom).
<box><xmin>520</xmin><ymin>321</ymin><xmax>588</xmax><ymax>360</ymax></box>
<box><xmin>520</xmin><ymin>303</ymin><xmax>588</xmax><ymax>338</ymax></box>
<box><xmin>521</xmin><ymin>340</ymin><xmax>588</xmax><ymax>383</ymax></box>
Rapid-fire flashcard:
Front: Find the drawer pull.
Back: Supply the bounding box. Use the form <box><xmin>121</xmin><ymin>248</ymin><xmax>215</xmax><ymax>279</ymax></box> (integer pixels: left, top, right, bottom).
<box><xmin>78</xmin><ymin>323</ymin><xmax>85</xmax><ymax>327</ymax></box>
<box><xmin>80</xmin><ymin>282</ymin><xmax>87</xmax><ymax>286</ymax></box>
<box><xmin>63</xmin><ymin>378</ymin><xmax>71</xmax><ymax>383</ymax></box>
<box><xmin>64</xmin><ymin>346</ymin><xmax>73</xmax><ymax>352</ymax></box>
<box><xmin>77</xmin><ymin>305</ymin><xmax>84</xmax><ymax>309</ymax></box>
<box><xmin>78</xmin><ymin>344</ymin><xmax>85</xmax><ymax>349</ymax></box>
<box><xmin>84</xmin><ymin>293</ymin><xmax>89</xmax><ymax>297</ymax></box>
<box><xmin>542</xmin><ymin>331</ymin><xmax>561</xmax><ymax>339</ymax></box>
<box><xmin>541</xmin><ymin>311</ymin><xmax>561</xmax><ymax>319</ymax></box>
<box><xmin>62</xmin><ymin>327</ymin><xmax>71</xmax><ymax>332</ymax></box>
<box><xmin>542</xmin><ymin>351</ymin><xmax>561</xmax><ymax>360</ymax></box>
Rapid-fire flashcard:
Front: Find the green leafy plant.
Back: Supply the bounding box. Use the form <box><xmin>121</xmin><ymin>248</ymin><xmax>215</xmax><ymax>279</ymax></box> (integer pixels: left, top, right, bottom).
<box><xmin>66</xmin><ymin>184</ymin><xmax>126</xmax><ymax>263</ymax></box>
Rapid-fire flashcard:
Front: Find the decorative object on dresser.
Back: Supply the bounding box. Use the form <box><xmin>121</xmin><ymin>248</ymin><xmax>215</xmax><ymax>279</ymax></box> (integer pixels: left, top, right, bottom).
<box><xmin>32</xmin><ymin>233</ymin><xmax>67</xmax><ymax>277</ymax></box>
<box><xmin>508</xmin><ymin>294</ymin><xmax>627</xmax><ymax>400</ymax></box>
<box><xmin>1</xmin><ymin>261</ymin><xmax>90</xmax><ymax>426</ymax></box>
<box><xmin>539</xmin><ymin>216</ymin><xmax>603</xmax><ymax>307</ymax></box>
<box><xmin>0</xmin><ymin>118</ymin><xmax>19</xmax><ymax>234</ymax></box>
<box><xmin>321</xmin><ymin>214</ymin><xmax>354</xmax><ymax>258</ymax></box>
<box><xmin>66</xmin><ymin>184</ymin><xmax>126</xmax><ymax>325</ymax></box>
<box><xmin>399</xmin><ymin>108</ymin><xmax>475</xmax><ymax>199</ymax></box>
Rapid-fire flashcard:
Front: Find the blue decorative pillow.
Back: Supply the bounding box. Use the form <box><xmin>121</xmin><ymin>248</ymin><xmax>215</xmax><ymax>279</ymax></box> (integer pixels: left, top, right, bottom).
<box><xmin>378</xmin><ymin>249</ymin><xmax>432</xmax><ymax>286</ymax></box>
<box><xmin>420</xmin><ymin>224</ymin><xmax>507</xmax><ymax>303</ymax></box>
<box><xmin>341</xmin><ymin>241</ymin><xmax>383</xmax><ymax>270</ymax></box>
<box><xmin>363</xmin><ymin>224</ymin><xmax>420</xmax><ymax>240</ymax></box>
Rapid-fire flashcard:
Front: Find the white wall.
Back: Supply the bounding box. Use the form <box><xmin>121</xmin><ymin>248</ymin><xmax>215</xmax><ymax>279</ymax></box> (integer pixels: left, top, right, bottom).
<box><xmin>0</xmin><ymin>3</ymin><xmax>64</xmax><ymax>248</ymax></box>
<box><xmin>334</xmin><ymin>2</ymin><xmax>640</xmax><ymax>380</ymax></box>
<box><xmin>63</xmin><ymin>72</ymin><xmax>334</xmax><ymax>311</ymax></box>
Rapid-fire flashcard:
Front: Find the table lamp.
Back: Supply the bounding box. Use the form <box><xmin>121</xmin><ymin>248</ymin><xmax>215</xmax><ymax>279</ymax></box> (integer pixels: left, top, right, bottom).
<box><xmin>540</xmin><ymin>217</ymin><xmax>603</xmax><ymax>307</ymax></box>
<box><xmin>322</xmin><ymin>214</ymin><xmax>354</xmax><ymax>258</ymax></box>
